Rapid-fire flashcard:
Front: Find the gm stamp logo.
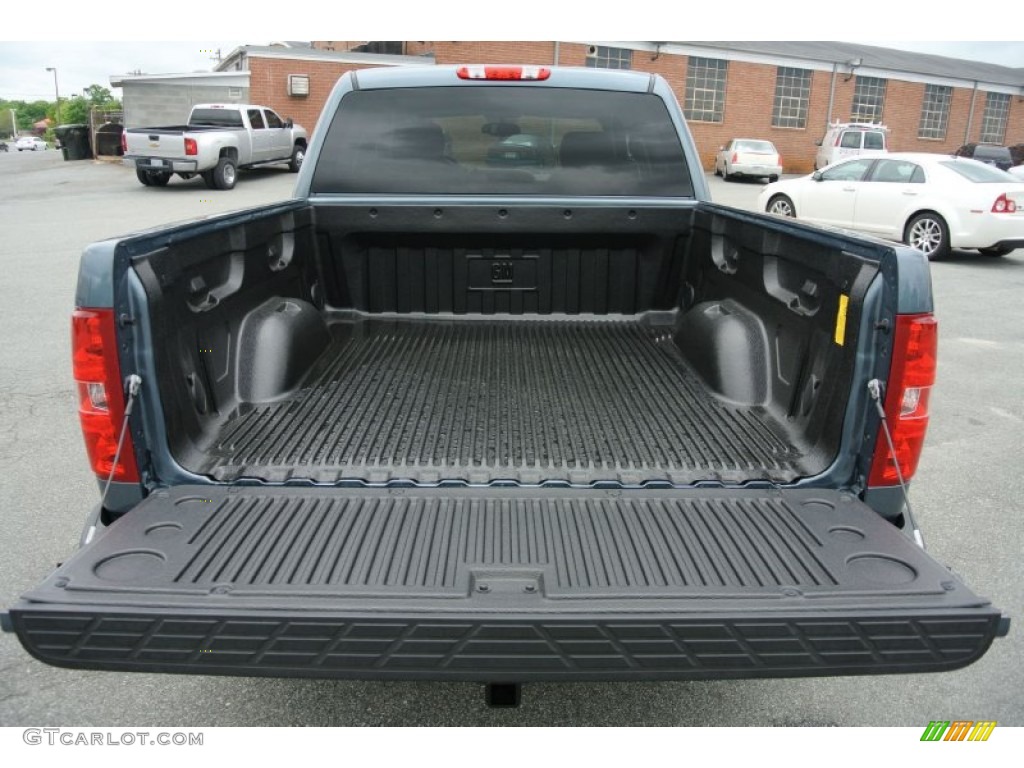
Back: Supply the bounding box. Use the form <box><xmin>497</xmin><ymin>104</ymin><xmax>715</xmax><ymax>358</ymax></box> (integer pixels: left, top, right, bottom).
<box><xmin>920</xmin><ymin>720</ymin><xmax>997</xmax><ymax>742</ymax></box>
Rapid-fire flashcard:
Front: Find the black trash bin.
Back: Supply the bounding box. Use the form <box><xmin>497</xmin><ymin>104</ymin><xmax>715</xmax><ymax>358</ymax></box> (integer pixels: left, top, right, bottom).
<box><xmin>53</xmin><ymin>126</ymin><xmax>70</xmax><ymax>159</ymax></box>
<box><xmin>54</xmin><ymin>124</ymin><xmax>92</xmax><ymax>161</ymax></box>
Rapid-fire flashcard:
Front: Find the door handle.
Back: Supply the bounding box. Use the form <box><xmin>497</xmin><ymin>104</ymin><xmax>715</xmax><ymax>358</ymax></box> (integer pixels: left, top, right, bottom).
<box><xmin>902</xmin><ymin>191</ymin><xmax>918</xmax><ymax>196</ymax></box>
<box><xmin>843</xmin><ymin>187</ymin><xmax>856</xmax><ymax>192</ymax></box>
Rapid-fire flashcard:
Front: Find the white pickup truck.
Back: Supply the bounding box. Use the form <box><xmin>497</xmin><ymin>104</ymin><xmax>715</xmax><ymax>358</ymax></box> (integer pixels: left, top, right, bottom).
<box><xmin>123</xmin><ymin>103</ymin><xmax>308</xmax><ymax>190</ymax></box>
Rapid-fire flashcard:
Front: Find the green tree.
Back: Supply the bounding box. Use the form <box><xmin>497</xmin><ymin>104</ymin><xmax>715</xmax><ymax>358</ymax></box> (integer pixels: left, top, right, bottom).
<box><xmin>18</xmin><ymin>100</ymin><xmax>51</xmax><ymax>127</ymax></box>
<box><xmin>83</xmin><ymin>84</ymin><xmax>113</xmax><ymax>104</ymax></box>
<box><xmin>49</xmin><ymin>96</ymin><xmax>90</xmax><ymax>125</ymax></box>
<box><xmin>81</xmin><ymin>84</ymin><xmax>121</xmax><ymax>112</ymax></box>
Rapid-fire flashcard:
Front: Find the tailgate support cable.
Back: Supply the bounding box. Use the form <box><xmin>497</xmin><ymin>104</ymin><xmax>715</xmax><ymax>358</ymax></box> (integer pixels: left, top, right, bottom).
<box><xmin>100</xmin><ymin>374</ymin><xmax>142</xmax><ymax>510</ymax></box>
<box><xmin>867</xmin><ymin>378</ymin><xmax>924</xmax><ymax>549</ymax></box>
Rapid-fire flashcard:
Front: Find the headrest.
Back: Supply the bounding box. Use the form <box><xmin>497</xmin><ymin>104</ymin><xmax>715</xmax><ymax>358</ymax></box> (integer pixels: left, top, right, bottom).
<box><xmin>559</xmin><ymin>131</ymin><xmax>615</xmax><ymax>167</ymax></box>
<box><xmin>390</xmin><ymin>123</ymin><xmax>446</xmax><ymax>159</ymax></box>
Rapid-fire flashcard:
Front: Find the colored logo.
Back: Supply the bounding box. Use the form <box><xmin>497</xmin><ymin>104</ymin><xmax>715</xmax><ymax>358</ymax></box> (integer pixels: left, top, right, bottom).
<box><xmin>920</xmin><ymin>721</ymin><xmax>997</xmax><ymax>742</ymax></box>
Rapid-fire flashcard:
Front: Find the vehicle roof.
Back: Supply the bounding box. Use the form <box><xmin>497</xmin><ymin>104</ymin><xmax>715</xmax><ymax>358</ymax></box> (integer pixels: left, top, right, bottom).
<box><xmin>837</xmin><ymin>152</ymin><xmax>991</xmax><ymax>165</ymax></box>
<box><xmin>825</xmin><ymin>122</ymin><xmax>888</xmax><ymax>128</ymax></box>
<box><xmin>353</xmin><ymin>65</ymin><xmax>654</xmax><ymax>93</ymax></box>
<box><xmin>191</xmin><ymin>104</ymin><xmax>277</xmax><ymax>110</ymax></box>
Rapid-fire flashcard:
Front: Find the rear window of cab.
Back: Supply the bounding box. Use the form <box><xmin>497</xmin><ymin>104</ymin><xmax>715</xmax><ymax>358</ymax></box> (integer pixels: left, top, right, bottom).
<box><xmin>310</xmin><ymin>86</ymin><xmax>694</xmax><ymax>196</ymax></box>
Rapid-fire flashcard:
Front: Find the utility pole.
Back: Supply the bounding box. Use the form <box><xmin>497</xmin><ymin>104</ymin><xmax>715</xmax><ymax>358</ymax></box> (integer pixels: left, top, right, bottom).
<box><xmin>8</xmin><ymin>108</ymin><xmax>16</xmax><ymax>138</ymax></box>
<box><xmin>45</xmin><ymin>67</ymin><xmax>61</xmax><ymax>125</ymax></box>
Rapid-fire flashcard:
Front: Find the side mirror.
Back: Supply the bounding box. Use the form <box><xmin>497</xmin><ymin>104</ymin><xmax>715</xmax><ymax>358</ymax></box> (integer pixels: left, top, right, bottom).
<box><xmin>719</xmin><ymin>145</ymin><xmax>725</xmax><ymax>151</ymax></box>
<box><xmin>812</xmin><ymin>170</ymin><xmax>823</xmax><ymax>181</ymax></box>
<box><xmin>814</xmin><ymin>139</ymin><xmax>823</xmax><ymax>147</ymax></box>
<box><xmin>284</xmin><ymin>118</ymin><xmax>293</xmax><ymax>129</ymax></box>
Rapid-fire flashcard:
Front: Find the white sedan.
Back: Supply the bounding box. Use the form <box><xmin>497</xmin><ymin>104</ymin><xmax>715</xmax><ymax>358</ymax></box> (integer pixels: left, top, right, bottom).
<box><xmin>758</xmin><ymin>153</ymin><xmax>1024</xmax><ymax>259</ymax></box>
<box><xmin>15</xmin><ymin>136</ymin><xmax>48</xmax><ymax>151</ymax></box>
<box><xmin>715</xmin><ymin>138</ymin><xmax>782</xmax><ymax>182</ymax></box>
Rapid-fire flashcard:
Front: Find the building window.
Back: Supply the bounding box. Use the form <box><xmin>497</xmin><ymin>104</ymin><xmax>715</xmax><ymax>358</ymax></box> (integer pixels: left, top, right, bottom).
<box><xmin>979</xmin><ymin>92</ymin><xmax>1011</xmax><ymax>144</ymax></box>
<box><xmin>685</xmin><ymin>57</ymin><xmax>728</xmax><ymax>123</ymax></box>
<box><xmin>851</xmin><ymin>76</ymin><xmax>887</xmax><ymax>123</ymax></box>
<box><xmin>585</xmin><ymin>46</ymin><xmax>632</xmax><ymax>70</ymax></box>
<box><xmin>918</xmin><ymin>84</ymin><xmax>952</xmax><ymax>139</ymax></box>
<box><xmin>772</xmin><ymin>67</ymin><xmax>811</xmax><ymax>129</ymax></box>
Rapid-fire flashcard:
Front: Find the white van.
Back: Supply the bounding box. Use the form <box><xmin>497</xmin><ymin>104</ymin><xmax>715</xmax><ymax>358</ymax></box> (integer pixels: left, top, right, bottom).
<box><xmin>814</xmin><ymin>122</ymin><xmax>889</xmax><ymax>169</ymax></box>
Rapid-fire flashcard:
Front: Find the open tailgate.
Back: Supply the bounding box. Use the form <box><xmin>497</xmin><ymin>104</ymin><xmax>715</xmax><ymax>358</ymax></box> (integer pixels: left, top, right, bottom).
<box><xmin>7</xmin><ymin>486</ymin><xmax>1006</xmax><ymax>681</ymax></box>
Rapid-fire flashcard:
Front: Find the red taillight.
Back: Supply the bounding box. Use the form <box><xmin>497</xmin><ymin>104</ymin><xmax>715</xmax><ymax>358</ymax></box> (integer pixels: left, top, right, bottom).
<box><xmin>72</xmin><ymin>309</ymin><xmax>139</xmax><ymax>483</ymax></box>
<box><xmin>992</xmin><ymin>193</ymin><xmax>1017</xmax><ymax>213</ymax></box>
<box><xmin>731</xmin><ymin>152</ymin><xmax>738</xmax><ymax>163</ymax></box>
<box><xmin>184</xmin><ymin>137</ymin><xmax>198</xmax><ymax>156</ymax></box>
<box><xmin>456</xmin><ymin>65</ymin><xmax>551</xmax><ymax>81</ymax></box>
<box><xmin>120</xmin><ymin>131</ymin><xmax>127</xmax><ymax>153</ymax></box>
<box><xmin>776</xmin><ymin>155</ymin><xmax>783</xmax><ymax>167</ymax></box>
<box><xmin>868</xmin><ymin>314</ymin><xmax>938</xmax><ymax>486</ymax></box>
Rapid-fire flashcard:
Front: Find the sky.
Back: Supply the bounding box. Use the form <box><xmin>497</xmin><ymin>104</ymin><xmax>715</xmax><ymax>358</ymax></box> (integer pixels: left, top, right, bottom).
<box><xmin>0</xmin><ymin>42</ymin><xmax>247</xmax><ymax>102</ymax></box>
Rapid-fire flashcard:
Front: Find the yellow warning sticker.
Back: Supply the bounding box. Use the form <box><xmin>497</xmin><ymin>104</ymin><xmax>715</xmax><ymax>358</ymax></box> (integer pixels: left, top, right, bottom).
<box><xmin>835</xmin><ymin>294</ymin><xmax>849</xmax><ymax>346</ymax></box>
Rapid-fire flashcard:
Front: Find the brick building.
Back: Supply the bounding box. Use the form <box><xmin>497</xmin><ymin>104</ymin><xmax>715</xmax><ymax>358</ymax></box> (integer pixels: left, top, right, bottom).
<box><xmin>135</xmin><ymin>40</ymin><xmax>1021</xmax><ymax>174</ymax></box>
<box><xmin>214</xmin><ymin>46</ymin><xmax>435</xmax><ymax>137</ymax></box>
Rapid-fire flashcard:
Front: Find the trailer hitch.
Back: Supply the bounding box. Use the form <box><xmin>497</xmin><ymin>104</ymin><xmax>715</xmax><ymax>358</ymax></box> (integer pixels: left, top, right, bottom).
<box><xmin>485</xmin><ymin>683</ymin><xmax>522</xmax><ymax>708</ymax></box>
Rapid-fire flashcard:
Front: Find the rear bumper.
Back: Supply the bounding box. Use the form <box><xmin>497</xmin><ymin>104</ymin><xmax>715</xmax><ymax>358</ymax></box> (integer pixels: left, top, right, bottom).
<box><xmin>731</xmin><ymin>163</ymin><xmax>782</xmax><ymax>178</ymax></box>
<box><xmin>7</xmin><ymin>606</ymin><xmax>1005</xmax><ymax>682</ymax></box>
<box><xmin>950</xmin><ymin>214</ymin><xmax>1024</xmax><ymax>250</ymax></box>
<box><xmin>125</xmin><ymin>155</ymin><xmax>199</xmax><ymax>173</ymax></box>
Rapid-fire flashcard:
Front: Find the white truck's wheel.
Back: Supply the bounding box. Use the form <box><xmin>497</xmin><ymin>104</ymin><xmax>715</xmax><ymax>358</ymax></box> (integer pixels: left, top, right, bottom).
<box><xmin>213</xmin><ymin>157</ymin><xmax>237</xmax><ymax>190</ymax></box>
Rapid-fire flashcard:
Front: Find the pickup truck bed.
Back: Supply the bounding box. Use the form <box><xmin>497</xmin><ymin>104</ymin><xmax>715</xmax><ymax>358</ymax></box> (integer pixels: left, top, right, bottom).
<box><xmin>136</xmin><ymin>203</ymin><xmax>863</xmax><ymax>489</ymax></box>
<box><xmin>205</xmin><ymin>314</ymin><xmax>805</xmax><ymax>485</ymax></box>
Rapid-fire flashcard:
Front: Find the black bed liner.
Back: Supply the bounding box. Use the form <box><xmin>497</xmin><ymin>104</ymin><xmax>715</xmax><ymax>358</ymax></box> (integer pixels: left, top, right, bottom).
<box><xmin>201</xmin><ymin>316</ymin><xmax>808</xmax><ymax>485</ymax></box>
<box><xmin>10</xmin><ymin>486</ymin><xmax>1004</xmax><ymax>681</ymax></box>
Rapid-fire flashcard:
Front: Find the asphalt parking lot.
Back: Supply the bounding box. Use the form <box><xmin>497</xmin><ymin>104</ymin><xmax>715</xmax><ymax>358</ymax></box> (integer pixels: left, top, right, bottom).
<box><xmin>0</xmin><ymin>151</ymin><xmax>1021</xmax><ymax>726</ymax></box>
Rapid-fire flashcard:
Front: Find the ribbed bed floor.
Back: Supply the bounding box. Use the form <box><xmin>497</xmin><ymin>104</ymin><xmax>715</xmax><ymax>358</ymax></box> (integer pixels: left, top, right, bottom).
<box><xmin>203</xmin><ymin>318</ymin><xmax>808</xmax><ymax>484</ymax></box>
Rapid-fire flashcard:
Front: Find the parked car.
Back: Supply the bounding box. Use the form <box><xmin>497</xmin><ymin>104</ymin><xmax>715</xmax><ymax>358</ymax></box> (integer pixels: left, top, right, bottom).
<box><xmin>0</xmin><ymin>140</ymin><xmax>8</xmax><ymax>152</ymax></box>
<box><xmin>15</xmin><ymin>136</ymin><xmax>47</xmax><ymax>151</ymax></box>
<box><xmin>485</xmin><ymin>133</ymin><xmax>555</xmax><ymax>168</ymax></box>
<box><xmin>814</xmin><ymin>122</ymin><xmax>888</xmax><ymax>169</ymax></box>
<box><xmin>714</xmin><ymin>138</ymin><xmax>782</xmax><ymax>182</ymax></box>
<box><xmin>954</xmin><ymin>143</ymin><xmax>1013</xmax><ymax>171</ymax></box>
<box><xmin>760</xmin><ymin>152</ymin><xmax>1024</xmax><ymax>260</ymax></box>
